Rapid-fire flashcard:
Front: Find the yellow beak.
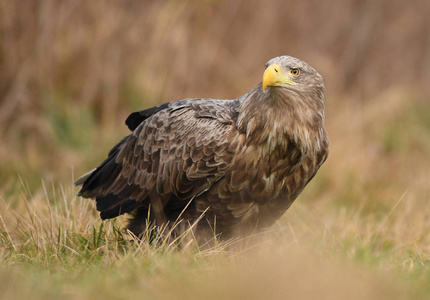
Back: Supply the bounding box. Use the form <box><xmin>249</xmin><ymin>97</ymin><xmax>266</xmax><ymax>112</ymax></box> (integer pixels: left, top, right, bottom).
<box><xmin>262</xmin><ymin>64</ymin><xmax>296</xmax><ymax>92</ymax></box>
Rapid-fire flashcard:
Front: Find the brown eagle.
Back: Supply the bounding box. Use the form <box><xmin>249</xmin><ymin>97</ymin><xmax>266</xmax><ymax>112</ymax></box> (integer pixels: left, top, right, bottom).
<box><xmin>74</xmin><ymin>56</ymin><xmax>329</xmax><ymax>239</ymax></box>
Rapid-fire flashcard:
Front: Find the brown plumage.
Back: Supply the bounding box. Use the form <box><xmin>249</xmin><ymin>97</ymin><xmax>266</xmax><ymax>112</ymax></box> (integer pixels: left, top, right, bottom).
<box><xmin>74</xmin><ymin>56</ymin><xmax>329</xmax><ymax>239</ymax></box>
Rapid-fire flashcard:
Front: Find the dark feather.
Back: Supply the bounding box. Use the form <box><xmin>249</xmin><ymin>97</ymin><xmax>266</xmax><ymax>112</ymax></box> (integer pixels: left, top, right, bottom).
<box><xmin>125</xmin><ymin>102</ymin><xmax>170</xmax><ymax>131</ymax></box>
<box><xmin>96</xmin><ymin>193</ymin><xmax>121</xmax><ymax>212</ymax></box>
<box><xmin>99</xmin><ymin>198</ymin><xmax>143</xmax><ymax>220</ymax></box>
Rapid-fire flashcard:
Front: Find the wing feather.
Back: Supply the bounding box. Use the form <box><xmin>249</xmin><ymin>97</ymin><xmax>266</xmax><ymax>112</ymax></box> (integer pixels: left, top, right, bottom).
<box><xmin>77</xmin><ymin>99</ymin><xmax>238</xmax><ymax>218</ymax></box>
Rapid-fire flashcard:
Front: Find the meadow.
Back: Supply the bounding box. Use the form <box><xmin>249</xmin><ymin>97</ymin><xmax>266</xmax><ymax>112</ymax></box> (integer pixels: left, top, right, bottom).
<box><xmin>1</xmin><ymin>1</ymin><xmax>430</xmax><ymax>299</ymax></box>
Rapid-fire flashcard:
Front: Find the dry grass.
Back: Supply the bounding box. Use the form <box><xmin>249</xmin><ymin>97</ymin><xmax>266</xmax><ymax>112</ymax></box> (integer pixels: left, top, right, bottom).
<box><xmin>1</xmin><ymin>1</ymin><xmax>430</xmax><ymax>299</ymax></box>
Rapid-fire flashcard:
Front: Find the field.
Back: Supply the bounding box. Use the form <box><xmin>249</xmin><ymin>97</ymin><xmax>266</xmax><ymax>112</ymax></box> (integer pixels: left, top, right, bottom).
<box><xmin>1</xmin><ymin>1</ymin><xmax>430</xmax><ymax>299</ymax></box>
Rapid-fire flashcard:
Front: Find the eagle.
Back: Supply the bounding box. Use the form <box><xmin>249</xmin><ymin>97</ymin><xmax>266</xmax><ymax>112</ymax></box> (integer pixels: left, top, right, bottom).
<box><xmin>74</xmin><ymin>56</ymin><xmax>329</xmax><ymax>240</ymax></box>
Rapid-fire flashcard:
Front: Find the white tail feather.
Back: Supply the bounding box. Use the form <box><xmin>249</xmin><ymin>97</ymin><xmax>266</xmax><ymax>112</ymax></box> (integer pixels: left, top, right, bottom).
<box><xmin>73</xmin><ymin>168</ymin><xmax>96</xmax><ymax>187</ymax></box>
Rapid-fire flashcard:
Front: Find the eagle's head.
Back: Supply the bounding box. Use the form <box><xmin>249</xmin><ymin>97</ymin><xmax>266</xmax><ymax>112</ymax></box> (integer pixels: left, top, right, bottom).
<box><xmin>262</xmin><ymin>56</ymin><xmax>325</xmax><ymax>106</ymax></box>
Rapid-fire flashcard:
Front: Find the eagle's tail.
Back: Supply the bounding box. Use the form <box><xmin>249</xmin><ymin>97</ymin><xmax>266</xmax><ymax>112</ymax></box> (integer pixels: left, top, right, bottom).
<box><xmin>73</xmin><ymin>168</ymin><xmax>96</xmax><ymax>187</ymax></box>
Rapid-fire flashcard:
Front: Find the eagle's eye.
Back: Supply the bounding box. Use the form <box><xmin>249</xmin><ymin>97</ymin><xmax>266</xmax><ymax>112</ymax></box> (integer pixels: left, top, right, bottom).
<box><xmin>290</xmin><ymin>68</ymin><xmax>300</xmax><ymax>76</ymax></box>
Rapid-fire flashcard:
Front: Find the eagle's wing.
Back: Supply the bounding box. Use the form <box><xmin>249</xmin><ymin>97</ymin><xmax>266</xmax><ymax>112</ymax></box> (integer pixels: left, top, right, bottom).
<box><xmin>76</xmin><ymin>99</ymin><xmax>238</xmax><ymax>219</ymax></box>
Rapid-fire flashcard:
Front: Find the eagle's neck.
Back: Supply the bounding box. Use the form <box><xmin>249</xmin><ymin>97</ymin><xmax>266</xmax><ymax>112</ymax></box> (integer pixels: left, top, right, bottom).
<box><xmin>237</xmin><ymin>85</ymin><xmax>326</xmax><ymax>156</ymax></box>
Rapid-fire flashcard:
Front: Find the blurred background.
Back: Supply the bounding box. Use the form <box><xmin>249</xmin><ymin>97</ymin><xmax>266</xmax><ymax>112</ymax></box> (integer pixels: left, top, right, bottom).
<box><xmin>1</xmin><ymin>0</ymin><xmax>429</xmax><ymax>226</ymax></box>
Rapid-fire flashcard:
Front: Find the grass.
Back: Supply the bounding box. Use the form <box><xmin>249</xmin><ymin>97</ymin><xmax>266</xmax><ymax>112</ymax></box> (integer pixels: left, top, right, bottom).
<box><xmin>1</xmin><ymin>178</ymin><xmax>429</xmax><ymax>299</ymax></box>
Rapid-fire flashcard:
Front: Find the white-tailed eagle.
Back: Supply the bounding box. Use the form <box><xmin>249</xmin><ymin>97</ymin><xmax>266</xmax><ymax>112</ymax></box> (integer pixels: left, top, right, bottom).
<box><xmin>74</xmin><ymin>56</ymin><xmax>329</xmax><ymax>239</ymax></box>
